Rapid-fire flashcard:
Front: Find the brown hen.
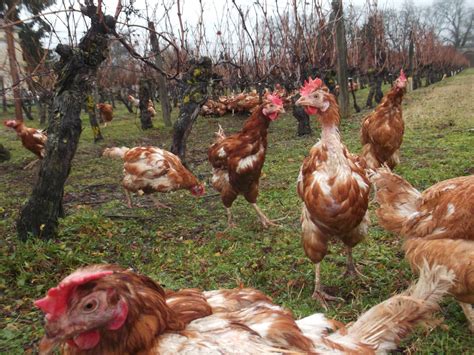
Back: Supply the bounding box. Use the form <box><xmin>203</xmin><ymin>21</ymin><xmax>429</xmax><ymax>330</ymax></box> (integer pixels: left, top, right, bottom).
<box><xmin>295</xmin><ymin>78</ymin><xmax>371</xmax><ymax>307</ymax></box>
<box><xmin>3</xmin><ymin>119</ymin><xmax>47</xmax><ymax>168</ymax></box>
<box><xmin>35</xmin><ymin>263</ymin><xmax>454</xmax><ymax>354</ymax></box>
<box><xmin>360</xmin><ymin>69</ymin><xmax>408</xmax><ymax>170</ymax></box>
<box><xmin>371</xmin><ymin>168</ymin><xmax>474</xmax><ymax>331</ymax></box>
<box><xmin>96</xmin><ymin>103</ymin><xmax>113</xmax><ymax>127</ymax></box>
<box><xmin>208</xmin><ymin>94</ymin><xmax>285</xmax><ymax>228</ymax></box>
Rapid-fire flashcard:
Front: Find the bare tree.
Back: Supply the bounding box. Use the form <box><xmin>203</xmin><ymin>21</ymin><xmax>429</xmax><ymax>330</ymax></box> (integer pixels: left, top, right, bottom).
<box><xmin>434</xmin><ymin>0</ymin><xmax>473</xmax><ymax>48</ymax></box>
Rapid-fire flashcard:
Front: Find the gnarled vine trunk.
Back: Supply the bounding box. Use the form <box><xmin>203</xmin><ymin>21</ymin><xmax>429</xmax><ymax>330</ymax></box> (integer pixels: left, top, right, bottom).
<box><xmin>139</xmin><ymin>78</ymin><xmax>153</xmax><ymax>130</ymax></box>
<box><xmin>16</xmin><ymin>5</ymin><xmax>115</xmax><ymax>240</ymax></box>
<box><xmin>170</xmin><ymin>57</ymin><xmax>212</xmax><ymax>162</ymax></box>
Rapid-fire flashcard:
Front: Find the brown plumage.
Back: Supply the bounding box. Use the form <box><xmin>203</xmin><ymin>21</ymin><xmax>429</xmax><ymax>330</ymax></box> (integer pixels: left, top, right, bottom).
<box><xmin>295</xmin><ymin>78</ymin><xmax>370</xmax><ymax>307</ymax></box>
<box><xmin>96</xmin><ymin>103</ymin><xmax>113</xmax><ymax>127</ymax></box>
<box><xmin>360</xmin><ymin>70</ymin><xmax>408</xmax><ymax>169</ymax></box>
<box><xmin>35</xmin><ymin>263</ymin><xmax>454</xmax><ymax>354</ymax></box>
<box><xmin>3</xmin><ymin>119</ymin><xmax>47</xmax><ymax>168</ymax></box>
<box><xmin>103</xmin><ymin>146</ymin><xmax>205</xmax><ymax>209</ymax></box>
<box><xmin>208</xmin><ymin>94</ymin><xmax>285</xmax><ymax>228</ymax></box>
<box><xmin>371</xmin><ymin>168</ymin><xmax>474</xmax><ymax>331</ymax></box>
<box><xmin>147</xmin><ymin>100</ymin><xmax>156</xmax><ymax>117</ymax></box>
<box><xmin>200</xmin><ymin>99</ymin><xmax>227</xmax><ymax>116</ymax></box>
<box><xmin>127</xmin><ymin>95</ymin><xmax>140</xmax><ymax>108</ymax></box>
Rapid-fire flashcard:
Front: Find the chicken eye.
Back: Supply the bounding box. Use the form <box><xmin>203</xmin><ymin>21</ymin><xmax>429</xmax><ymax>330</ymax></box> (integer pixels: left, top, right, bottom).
<box><xmin>82</xmin><ymin>299</ymin><xmax>99</xmax><ymax>313</ymax></box>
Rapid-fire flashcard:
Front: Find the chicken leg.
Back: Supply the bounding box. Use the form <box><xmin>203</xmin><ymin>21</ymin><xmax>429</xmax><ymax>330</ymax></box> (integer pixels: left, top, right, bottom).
<box><xmin>23</xmin><ymin>159</ymin><xmax>40</xmax><ymax>170</ymax></box>
<box><xmin>344</xmin><ymin>246</ymin><xmax>366</xmax><ymax>278</ymax></box>
<box><xmin>124</xmin><ymin>188</ymin><xmax>133</xmax><ymax>208</ymax></box>
<box><xmin>312</xmin><ymin>263</ymin><xmax>344</xmax><ymax>310</ymax></box>
<box><xmin>226</xmin><ymin>208</ymin><xmax>236</xmax><ymax>229</ymax></box>
<box><xmin>459</xmin><ymin>302</ymin><xmax>474</xmax><ymax>333</ymax></box>
<box><xmin>252</xmin><ymin>203</ymin><xmax>279</xmax><ymax>228</ymax></box>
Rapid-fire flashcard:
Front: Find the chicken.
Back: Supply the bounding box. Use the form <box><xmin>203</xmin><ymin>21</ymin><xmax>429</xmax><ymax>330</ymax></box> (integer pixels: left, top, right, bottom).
<box><xmin>3</xmin><ymin>119</ymin><xmax>47</xmax><ymax>169</ymax></box>
<box><xmin>127</xmin><ymin>94</ymin><xmax>140</xmax><ymax>108</ymax></box>
<box><xmin>200</xmin><ymin>99</ymin><xmax>227</xmax><ymax>117</ymax></box>
<box><xmin>35</xmin><ymin>263</ymin><xmax>454</xmax><ymax>354</ymax></box>
<box><xmin>360</xmin><ymin>69</ymin><xmax>408</xmax><ymax>170</ymax></box>
<box><xmin>147</xmin><ymin>100</ymin><xmax>156</xmax><ymax>117</ymax></box>
<box><xmin>103</xmin><ymin>146</ymin><xmax>205</xmax><ymax>209</ymax></box>
<box><xmin>371</xmin><ymin>168</ymin><xmax>474</xmax><ymax>331</ymax></box>
<box><xmin>96</xmin><ymin>103</ymin><xmax>113</xmax><ymax>127</ymax></box>
<box><xmin>295</xmin><ymin>78</ymin><xmax>371</xmax><ymax>307</ymax></box>
<box><xmin>208</xmin><ymin>94</ymin><xmax>285</xmax><ymax>229</ymax></box>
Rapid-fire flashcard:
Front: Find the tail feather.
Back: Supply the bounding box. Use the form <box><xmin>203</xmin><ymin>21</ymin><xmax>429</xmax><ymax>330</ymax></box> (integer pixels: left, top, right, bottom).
<box><xmin>102</xmin><ymin>146</ymin><xmax>130</xmax><ymax>160</ymax></box>
<box><xmin>369</xmin><ymin>167</ymin><xmax>421</xmax><ymax>235</ymax></box>
<box><xmin>215</xmin><ymin>124</ymin><xmax>226</xmax><ymax>141</ymax></box>
<box><xmin>361</xmin><ymin>143</ymin><xmax>381</xmax><ymax>170</ymax></box>
<box><xmin>328</xmin><ymin>262</ymin><xmax>454</xmax><ymax>352</ymax></box>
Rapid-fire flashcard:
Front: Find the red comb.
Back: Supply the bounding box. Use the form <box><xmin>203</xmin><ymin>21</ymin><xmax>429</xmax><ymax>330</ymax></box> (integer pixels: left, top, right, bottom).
<box><xmin>35</xmin><ymin>270</ymin><xmax>113</xmax><ymax>320</ymax></box>
<box><xmin>399</xmin><ymin>69</ymin><xmax>407</xmax><ymax>81</ymax></box>
<box><xmin>3</xmin><ymin>120</ymin><xmax>18</xmax><ymax>127</ymax></box>
<box><xmin>300</xmin><ymin>77</ymin><xmax>323</xmax><ymax>96</ymax></box>
<box><xmin>266</xmin><ymin>93</ymin><xmax>283</xmax><ymax>106</ymax></box>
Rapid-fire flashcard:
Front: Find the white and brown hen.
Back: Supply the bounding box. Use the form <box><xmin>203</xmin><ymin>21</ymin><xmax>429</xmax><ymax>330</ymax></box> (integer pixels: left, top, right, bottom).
<box><xmin>371</xmin><ymin>168</ymin><xmax>474</xmax><ymax>331</ymax></box>
<box><xmin>295</xmin><ymin>78</ymin><xmax>371</xmax><ymax>307</ymax></box>
<box><xmin>208</xmin><ymin>93</ymin><xmax>285</xmax><ymax>228</ymax></box>
<box><xmin>103</xmin><ymin>146</ymin><xmax>205</xmax><ymax>209</ymax></box>
<box><xmin>35</xmin><ymin>263</ymin><xmax>453</xmax><ymax>354</ymax></box>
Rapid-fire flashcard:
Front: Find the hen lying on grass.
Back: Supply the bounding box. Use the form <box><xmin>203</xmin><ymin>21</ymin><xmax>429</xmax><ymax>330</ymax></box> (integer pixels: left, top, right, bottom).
<box><xmin>35</xmin><ymin>263</ymin><xmax>453</xmax><ymax>354</ymax></box>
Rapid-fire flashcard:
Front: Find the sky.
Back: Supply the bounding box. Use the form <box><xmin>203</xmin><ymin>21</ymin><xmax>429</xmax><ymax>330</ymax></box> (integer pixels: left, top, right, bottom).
<box><xmin>38</xmin><ymin>0</ymin><xmax>439</xmax><ymax>50</ymax></box>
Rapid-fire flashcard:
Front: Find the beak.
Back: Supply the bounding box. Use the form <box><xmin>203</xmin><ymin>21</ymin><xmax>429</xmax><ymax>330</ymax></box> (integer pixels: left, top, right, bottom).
<box><xmin>295</xmin><ymin>96</ymin><xmax>311</xmax><ymax>106</ymax></box>
<box><xmin>279</xmin><ymin>107</ymin><xmax>286</xmax><ymax>114</ymax></box>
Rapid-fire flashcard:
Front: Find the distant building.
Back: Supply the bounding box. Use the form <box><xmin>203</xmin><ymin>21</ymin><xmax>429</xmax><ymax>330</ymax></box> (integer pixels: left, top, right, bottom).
<box><xmin>0</xmin><ymin>22</ymin><xmax>27</xmax><ymax>100</ymax></box>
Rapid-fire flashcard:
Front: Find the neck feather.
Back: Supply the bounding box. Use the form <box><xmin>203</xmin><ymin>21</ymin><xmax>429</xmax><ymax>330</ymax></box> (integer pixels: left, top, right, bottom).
<box><xmin>242</xmin><ymin>105</ymin><xmax>270</xmax><ymax>134</ymax></box>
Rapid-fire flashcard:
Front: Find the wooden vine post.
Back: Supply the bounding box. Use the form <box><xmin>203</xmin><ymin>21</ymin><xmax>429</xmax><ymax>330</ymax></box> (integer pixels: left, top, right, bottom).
<box><xmin>332</xmin><ymin>0</ymin><xmax>350</xmax><ymax>118</ymax></box>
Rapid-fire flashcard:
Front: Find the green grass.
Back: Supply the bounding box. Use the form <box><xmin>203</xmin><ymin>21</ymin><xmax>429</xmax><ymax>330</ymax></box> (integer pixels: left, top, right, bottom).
<box><xmin>1</xmin><ymin>70</ymin><xmax>474</xmax><ymax>353</ymax></box>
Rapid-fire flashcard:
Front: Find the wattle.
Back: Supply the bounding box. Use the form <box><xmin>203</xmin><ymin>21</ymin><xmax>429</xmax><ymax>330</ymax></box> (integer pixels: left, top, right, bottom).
<box><xmin>268</xmin><ymin>112</ymin><xmax>279</xmax><ymax>121</ymax></box>
<box><xmin>71</xmin><ymin>330</ymin><xmax>101</xmax><ymax>349</ymax></box>
<box><xmin>304</xmin><ymin>106</ymin><xmax>318</xmax><ymax>115</ymax></box>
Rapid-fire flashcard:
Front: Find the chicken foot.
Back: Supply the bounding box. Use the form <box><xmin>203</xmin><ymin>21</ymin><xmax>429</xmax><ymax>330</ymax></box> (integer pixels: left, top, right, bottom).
<box><xmin>344</xmin><ymin>246</ymin><xmax>367</xmax><ymax>278</ymax></box>
<box><xmin>23</xmin><ymin>159</ymin><xmax>40</xmax><ymax>170</ymax></box>
<box><xmin>312</xmin><ymin>263</ymin><xmax>344</xmax><ymax>310</ymax></box>
<box><xmin>459</xmin><ymin>302</ymin><xmax>474</xmax><ymax>333</ymax></box>
<box><xmin>150</xmin><ymin>195</ymin><xmax>172</xmax><ymax>210</ymax></box>
<box><xmin>252</xmin><ymin>203</ymin><xmax>279</xmax><ymax>228</ymax></box>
